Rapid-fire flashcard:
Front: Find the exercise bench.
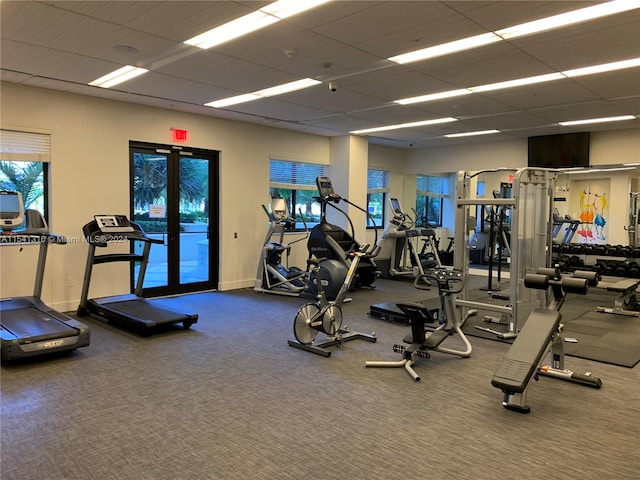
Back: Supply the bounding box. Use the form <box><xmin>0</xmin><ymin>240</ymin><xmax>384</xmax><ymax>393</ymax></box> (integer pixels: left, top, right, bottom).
<box><xmin>491</xmin><ymin>270</ymin><xmax>602</xmax><ymax>413</ymax></box>
<box><xmin>595</xmin><ymin>278</ymin><xmax>640</xmax><ymax>317</ymax></box>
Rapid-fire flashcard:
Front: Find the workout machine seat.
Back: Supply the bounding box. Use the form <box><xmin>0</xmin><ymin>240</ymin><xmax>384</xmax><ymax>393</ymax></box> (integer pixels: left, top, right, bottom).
<box><xmin>366</xmin><ymin>268</ymin><xmax>473</xmax><ymax>381</ymax></box>
<box><xmin>491</xmin><ymin>309</ymin><xmax>561</xmax><ymax>393</ymax></box>
<box><xmin>491</xmin><ymin>271</ymin><xmax>602</xmax><ymax>413</ymax></box>
<box><xmin>596</xmin><ymin>278</ymin><xmax>640</xmax><ymax>316</ymax></box>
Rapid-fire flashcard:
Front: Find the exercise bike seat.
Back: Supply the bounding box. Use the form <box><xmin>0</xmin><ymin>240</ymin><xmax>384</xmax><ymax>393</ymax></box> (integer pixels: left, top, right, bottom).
<box><xmin>397</xmin><ymin>302</ymin><xmax>443</xmax><ymax>346</ymax></box>
<box><xmin>396</xmin><ymin>302</ymin><xmax>437</xmax><ymax>324</ymax></box>
<box><xmin>491</xmin><ymin>309</ymin><xmax>561</xmax><ymax>393</ymax></box>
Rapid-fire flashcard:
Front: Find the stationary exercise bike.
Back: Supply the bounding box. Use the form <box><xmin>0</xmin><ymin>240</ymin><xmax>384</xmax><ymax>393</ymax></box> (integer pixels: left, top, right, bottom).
<box><xmin>307</xmin><ymin>177</ymin><xmax>378</xmax><ymax>289</ymax></box>
<box><xmin>288</xmin><ymin>177</ymin><xmax>380</xmax><ymax>357</ymax></box>
<box><xmin>365</xmin><ymin>267</ymin><xmax>476</xmax><ymax>381</ymax></box>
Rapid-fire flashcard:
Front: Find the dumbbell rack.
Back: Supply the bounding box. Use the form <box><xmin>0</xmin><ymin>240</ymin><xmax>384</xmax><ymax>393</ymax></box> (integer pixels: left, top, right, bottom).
<box><xmin>552</xmin><ymin>241</ymin><xmax>640</xmax><ymax>278</ymax></box>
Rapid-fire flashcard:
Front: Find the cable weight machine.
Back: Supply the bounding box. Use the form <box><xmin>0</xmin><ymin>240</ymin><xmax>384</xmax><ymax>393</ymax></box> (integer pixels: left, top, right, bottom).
<box><xmin>625</xmin><ymin>192</ymin><xmax>640</xmax><ymax>248</ymax></box>
<box><xmin>454</xmin><ymin>168</ymin><xmax>557</xmax><ymax>339</ymax></box>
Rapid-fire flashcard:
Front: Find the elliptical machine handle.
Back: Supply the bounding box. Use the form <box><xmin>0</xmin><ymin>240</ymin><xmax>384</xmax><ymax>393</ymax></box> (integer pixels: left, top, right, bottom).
<box><xmin>367</xmin><ymin>244</ymin><xmax>381</xmax><ymax>258</ymax></box>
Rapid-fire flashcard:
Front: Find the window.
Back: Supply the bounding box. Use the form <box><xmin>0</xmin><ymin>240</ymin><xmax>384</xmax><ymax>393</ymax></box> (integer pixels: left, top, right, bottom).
<box><xmin>367</xmin><ymin>169</ymin><xmax>389</xmax><ymax>228</ymax></box>
<box><xmin>0</xmin><ymin>130</ymin><xmax>51</xmax><ymax>223</ymax></box>
<box><xmin>269</xmin><ymin>159</ymin><xmax>328</xmax><ymax>229</ymax></box>
<box><xmin>416</xmin><ymin>175</ymin><xmax>446</xmax><ymax>227</ymax></box>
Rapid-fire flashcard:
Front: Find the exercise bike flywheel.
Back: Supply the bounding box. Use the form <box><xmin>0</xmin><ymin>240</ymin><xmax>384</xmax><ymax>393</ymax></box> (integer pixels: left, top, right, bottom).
<box><xmin>292</xmin><ymin>303</ymin><xmax>343</xmax><ymax>345</ymax></box>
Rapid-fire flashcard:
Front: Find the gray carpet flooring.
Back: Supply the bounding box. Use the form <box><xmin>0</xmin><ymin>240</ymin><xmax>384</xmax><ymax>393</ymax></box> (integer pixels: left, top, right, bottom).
<box><xmin>1</xmin><ymin>277</ymin><xmax>639</xmax><ymax>480</ymax></box>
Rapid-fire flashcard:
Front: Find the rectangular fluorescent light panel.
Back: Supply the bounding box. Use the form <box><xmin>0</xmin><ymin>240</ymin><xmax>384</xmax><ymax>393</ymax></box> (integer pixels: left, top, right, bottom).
<box><xmin>562</xmin><ymin>58</ymin><xmax>640</xmax><ymax>77</ymax></box>
<box><xmin>256</xmin><ymin>78</ymin><xmax>321</xmax><ymax>97</ymax></box>
<box><xmin>496</xmin><ymin>0</ymin><xmax>640</xmax><ymax>39</ymax></box>
<box><xmin>394</xmin><ymin>56</ymin><xmax>640</xmax><ymax>106</ymax></box>
<box><xmin>389</xmin><ymin>33</ymin><xmax>501</xmax><ymax>64</ymax></box>
<box><xmin>469</xmin><ymin>73</ymin><xmax>565</xmax><ymax>93</ymax></box>
<box><xmin>89</xmin><ymin>65</ymin><xmax>148</xmax><ymax>88</ymax></box>
<box><xmin>351</xmin><ymin>117</ymin><xmax>457</xmax><ymax>135</ymax></box>
<box><xmin>445</xmin><ymin>130</ymin><xmax>500</xmax><ymax>138</ymax></box>
<box><xmin>185</xmin><ymin>0</ymin><xmax>333</xmax><ymax>49</ymax></box>
<box><xmin>559</xmin><ymin>115</ymin><xmax>636</xmax><ymax>126</ymax></box>
<box><xmin>206</xmin><ymin>78</ymin><xmax>321</xmax><ymax>108</ymax></box>
<box><xmin>388</xmin><ymin>1</ymin><xmax>639</xmax><ymax>65</ymax></box>
<box><xmin>206</xmin><ymin>93</ymin><xmax>261</xmax><ymax>108</ymax></box>
<box><xmin>395</xmin><ymin>89</ymin><xmax>472</xmax><ymax>106</ymax></box>
<box><xmin>262</xmin><ymin>0</ymin><xmax>333</xmax><ymax>20</ymax></box>
<box><xmin>184</xmin><ymin>11</ymin><xmax>278</xmax><ymax>49</ymax></box>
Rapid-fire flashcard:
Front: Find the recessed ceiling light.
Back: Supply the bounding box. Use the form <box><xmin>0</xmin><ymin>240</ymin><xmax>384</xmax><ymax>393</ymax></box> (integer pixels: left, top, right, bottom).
<box><xmin>185</xmin><ymin>0</ymin><xmax>333</xmax><ymax>50</ymax></box>
<box><xmin>496</xmin><ymin>0</ymin><xmax>639</xmax><ymax>39</ymax></box>
<box><xmin>558</xmin><ymin>115</ymin><xmax>636</xmax><ymax>126</ymax></box>
<box><xmin>389</xmin><ymin>33</ymin><xmax>501</xmax><ymax>64</ymax></box>
<box><xmin>562</xmin><ymin>58</ymin><xmax>640</xmax><ymax>77</ymax></box>
<box><xmin>351</xmin><ymin>117</ymin><xmax>457</xmax><ymax>135</ymax></box>
<box><xmin>387</xmin><ymin>0</ymin><xmax>639</xmax><ymax>65</ymax></box>
<box><xmin>206</xmin><ymin>78</ymin><xmax>321</xmax><ymax>108</ymax></box>
<box><xmin>444</xmin><ymin>130</ymin><xmax>500</xmax><ymax>138</ymax></box>
<box><xmin>394</xmin><ymin>57</ymin><xmax>640</xmax><ymax>105</ymax></box>
<box><xmin>88</xmin><ymin>65</ymin><xmax>148</xmax><ymax>88</ymax></box>
<box><xmin>395</xmin><ymin>89</ymin><xmax>472</xmax><ymax>106</ymax></box>
<box><xmin>469</xmin><ymin>73</ymin><xmax>565</xmax><ymax>93</ymax></box>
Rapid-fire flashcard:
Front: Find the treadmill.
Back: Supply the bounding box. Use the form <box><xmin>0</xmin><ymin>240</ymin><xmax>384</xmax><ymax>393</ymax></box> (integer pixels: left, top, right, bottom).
<box><xmin>76</xmin><ymin>214</ymin><xmax>198</xmax><ymax>333</ymax></box>
<box><xmin>0</xmin><ymin>192</ymin><xmax>90</xmax><ymax>361</ymax></box>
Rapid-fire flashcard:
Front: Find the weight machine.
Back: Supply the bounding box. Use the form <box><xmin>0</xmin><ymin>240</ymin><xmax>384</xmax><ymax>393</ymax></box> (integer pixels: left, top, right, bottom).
<box><xmin>454</xmin><ymin>168</ymin><xmax>557</xmax><ymax>339</ymax></box>
<box><xmin>625</xmin><ymin>192</ymin><xmax>640</xmax><ymax>248</ymax></box>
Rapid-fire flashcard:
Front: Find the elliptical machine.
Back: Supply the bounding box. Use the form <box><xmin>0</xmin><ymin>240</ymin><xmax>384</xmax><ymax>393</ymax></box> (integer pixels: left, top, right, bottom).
<box><xmin>307</xmin><ymin>177</ymin><xmax>378</xmax><ymax>288</ymax></box>
<box><xmin>376</xmin><ymin>198</ymin><xmax>435</xmax><ymax>280</ymax></box>
<box><xmin>288</xmin><ymin>177</ymin><xmax>381</xmax><ymax>357</ymax></box>
<box><xmin>254</xmin><ymin>191</ymin><xmax>345</xmax><ymax>300</ymax></box>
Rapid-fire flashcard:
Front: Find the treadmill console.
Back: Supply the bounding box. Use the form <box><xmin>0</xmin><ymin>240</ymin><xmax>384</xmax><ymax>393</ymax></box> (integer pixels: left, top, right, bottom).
<box><xmin>0</xmin><ymin>191</ymin><xmax>25</xmax><ymax>231</ymax></box>
<box><xmin>94</xmin><ymin>215</ymin><xmax>135</xmax><ymax>233</ymax></box>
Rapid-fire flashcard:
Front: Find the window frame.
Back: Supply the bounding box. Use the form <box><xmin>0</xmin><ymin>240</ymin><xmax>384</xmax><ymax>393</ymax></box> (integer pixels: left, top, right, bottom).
<box><xmin>367</xmin><ymin>169</ymin><xmax>389</xmax><ymax>229</ymax></box>
<box><xmin>269</xmin><ymin>159</ymin><xmax>328</xmax><ymax>231</ymax></box>
<box><xmin>0</xmin><ymin>129</ymin><xmax>51</xmax><ymax>225</ymax></box>
<box><xmin>416</xmin><ymin>174</ymin><xmax>446</xmax><ymax>228</ymax></box>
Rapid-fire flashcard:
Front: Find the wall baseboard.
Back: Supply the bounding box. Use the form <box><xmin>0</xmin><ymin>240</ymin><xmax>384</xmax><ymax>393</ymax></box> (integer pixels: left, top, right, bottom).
<box><xmin>217</xmin><ymin>279</ymin><xmax>254</xmax><ymax>291</ymax></box>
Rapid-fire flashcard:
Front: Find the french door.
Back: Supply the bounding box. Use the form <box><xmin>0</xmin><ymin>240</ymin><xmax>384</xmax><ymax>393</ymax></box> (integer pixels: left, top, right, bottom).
<box><xmin>129</xmin><ymin>141</ymin><xmax>219</xmax><ymax>296</ymax></box>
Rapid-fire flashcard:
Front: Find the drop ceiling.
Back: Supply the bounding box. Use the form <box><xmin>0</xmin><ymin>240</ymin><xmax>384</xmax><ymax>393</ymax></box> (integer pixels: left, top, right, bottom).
<box><xmin>1</xmin><ymin>0</ymin><xmax>639</xmax><ymax>148</ymax></box>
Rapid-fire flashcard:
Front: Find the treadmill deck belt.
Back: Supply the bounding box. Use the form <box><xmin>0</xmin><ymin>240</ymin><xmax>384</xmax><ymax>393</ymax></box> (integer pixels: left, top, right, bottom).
<box><xmin>1</xmin><ymin>307</ymin><xmax>78</xmax><ymax>342</ymax></box>
<box><xmin>100</xmin><ymin>299</ymin><xmax>191</xmax><ymax>325</ymax></box>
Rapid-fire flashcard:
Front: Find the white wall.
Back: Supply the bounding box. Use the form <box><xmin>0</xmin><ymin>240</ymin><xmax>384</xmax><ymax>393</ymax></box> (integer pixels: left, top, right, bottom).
<box><xmin>0</xmin><ymin>82</ymin><xmax>330</xmax><ymax>310</ymax></box>
<box><xmin>1</xmin><ymin>81</ymin><xmax>638</xmax><ymax>311</ymax></box>
<box><xmin>404</xmin><ymin>138</ymin><xmax>527</xmax><ymax>173</ymax></box>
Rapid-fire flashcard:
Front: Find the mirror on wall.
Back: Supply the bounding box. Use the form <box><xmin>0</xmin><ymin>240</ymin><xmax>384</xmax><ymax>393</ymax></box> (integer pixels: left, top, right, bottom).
<box><xmin>554</xmin><ymin>164</ymin><xmax>640</xmax><ymax>247</ymax></box>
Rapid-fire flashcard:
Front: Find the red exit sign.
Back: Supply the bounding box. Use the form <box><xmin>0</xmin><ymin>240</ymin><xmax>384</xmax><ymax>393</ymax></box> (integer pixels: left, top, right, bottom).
<box><xmin>171</xmin><ymin>128</ymin><xmax>188</xmax><ymax>142</ymax></box>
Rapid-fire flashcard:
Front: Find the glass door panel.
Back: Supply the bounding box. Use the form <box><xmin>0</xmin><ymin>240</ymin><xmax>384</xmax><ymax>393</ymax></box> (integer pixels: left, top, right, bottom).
<box><xmin>130</xmin><ymin>143</ymin><xmax>218</xmax><ymax>297</ymax></box>
<box><xmin>132</xmin><ymin>151</ymin><xmax>169</xmax><ymax>290</ymax></box>
<box><xmin>178</xmin><ymin>155</ymin><xmax>210</xmax><ymax>285</ymax></box>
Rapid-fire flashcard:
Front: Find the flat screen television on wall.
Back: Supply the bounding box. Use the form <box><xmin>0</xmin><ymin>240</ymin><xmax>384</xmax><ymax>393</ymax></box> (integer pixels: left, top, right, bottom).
<box><xmin>528</xmin><ymin>132</ymin><xmax>590</xmax><ymax>168</ymax></box>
